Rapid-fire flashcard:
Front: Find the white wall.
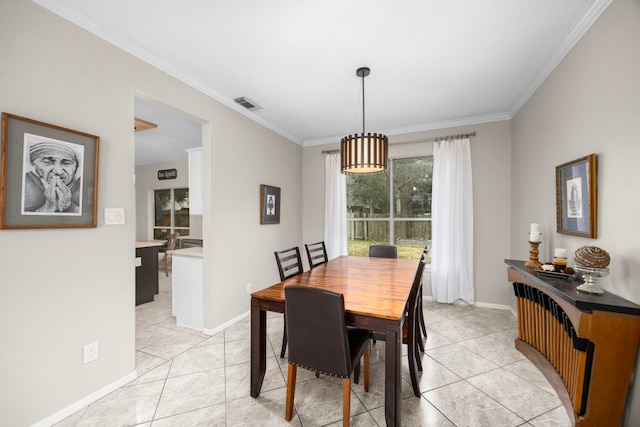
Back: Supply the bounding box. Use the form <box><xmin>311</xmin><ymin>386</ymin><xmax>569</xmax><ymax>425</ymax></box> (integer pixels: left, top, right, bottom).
<box><xmin>302</xmin><ymin>120</ymin><xmax>512</xmax><ymax>306</ymax></box>
<box><xmin>511</xmin><ymin>0</ymin><xmax>640</xmax><ymax>424</ymax></box>
<box><xmin>0</xmin><ymin>1</ymin><xmax>301</xmax><ymax>425</ymax></box>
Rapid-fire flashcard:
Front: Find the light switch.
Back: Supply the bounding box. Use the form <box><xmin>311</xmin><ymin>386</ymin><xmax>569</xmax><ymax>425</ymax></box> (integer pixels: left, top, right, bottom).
<box><xmin>104</xmin><ymin>208</ymin><xmax>125</xmax><ymax>225</ymax></box>
<box><xmin>135</xmin><ymin>257</ymin><xmax>141</xmax><ymax>267</ymax></box>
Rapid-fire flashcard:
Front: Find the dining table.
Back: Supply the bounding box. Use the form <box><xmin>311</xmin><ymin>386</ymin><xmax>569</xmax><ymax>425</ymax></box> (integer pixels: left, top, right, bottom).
<box><xmin>250</xmin><ymin>255</ymin><xmax>419</xmax><ymax>427</ymax></box>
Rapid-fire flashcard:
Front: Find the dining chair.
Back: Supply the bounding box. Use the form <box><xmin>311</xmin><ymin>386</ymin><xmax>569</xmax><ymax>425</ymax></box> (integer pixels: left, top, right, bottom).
<box><xmin>274</xmin><ymin>246</ymin><xmax>304</xmax><ymax>358</ymax></box>
<box><xmin>305</xmin><ymin>240</ymin><xmax>328</xmax><ymax>269</ymax></box>
<box><xmin>368</xmin><ymin>244</ymin><xmax>397</xmax><ymax>258</ymax></box>
<box><xmin>284</xmin><ymin>285</ymin><xmax>371</xmax><ymax>427</ymax></box>
<box><xmin>417</xmin><ymin>245</ymin><xmax>430</xmax><ymax>340</ymax></box>
<box><xmin>161</xmin><ymin>233</ymin><xmax>179</xmax><ymax>277</ymax></box>
<box><xmin>372</xmin><ymin>258</ymin><xmax>427</xmax><ymax>397</ymax></box>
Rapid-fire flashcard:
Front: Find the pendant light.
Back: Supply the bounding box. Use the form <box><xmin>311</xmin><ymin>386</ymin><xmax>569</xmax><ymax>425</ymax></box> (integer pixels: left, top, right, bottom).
<box><xmin>341</xmin><ymin>67</ymin><xmax>388</xmax><ymax>174</ymax></box>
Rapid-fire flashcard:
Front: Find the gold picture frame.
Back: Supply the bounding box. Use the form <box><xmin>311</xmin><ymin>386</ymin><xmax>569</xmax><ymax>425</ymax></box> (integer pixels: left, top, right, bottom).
<box><xmin>555</xmin><ymin>154</ymin><xmax>597</xmax><ymax>238</ymax></box>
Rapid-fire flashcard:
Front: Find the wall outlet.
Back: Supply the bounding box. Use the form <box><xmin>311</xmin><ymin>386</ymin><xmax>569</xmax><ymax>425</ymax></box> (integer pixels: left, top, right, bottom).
<box><xmin>246</xmin><ymin>283</ymin><xmax>252</xmax><ymax>294</ymax></box>
<box><xmin>83</xmin><ymin>342</ymin><xmax>99</xmax><ymax>364</ymax></box>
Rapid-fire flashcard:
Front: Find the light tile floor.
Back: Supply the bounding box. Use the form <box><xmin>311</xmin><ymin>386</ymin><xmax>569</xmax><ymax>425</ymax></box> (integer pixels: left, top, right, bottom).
<box><xmin>56</xmin><ymin>271</ymin><xmax>572</xmax><ymax>426</ymax></box>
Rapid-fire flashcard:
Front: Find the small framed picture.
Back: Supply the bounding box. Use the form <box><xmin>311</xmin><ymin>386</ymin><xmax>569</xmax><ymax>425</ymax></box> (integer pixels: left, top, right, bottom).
<box><xmin>1</xmin><ymin>113</ymin><xmax>100</xmax><ymax>229</ymax></box>
<box><xmin>555</xmin><ymin>154</ymin><xmax>597</xmax><ymax>238</ymax></box>
<box><xmin>260</xmin><ymin>184</ymin><xmax>280</xmax><ymax>224</ymax></box>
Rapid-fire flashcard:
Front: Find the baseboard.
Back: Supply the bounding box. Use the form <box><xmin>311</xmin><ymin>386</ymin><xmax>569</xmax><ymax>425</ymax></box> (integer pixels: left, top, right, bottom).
<box><xmin>423</xmin><ymin>295</ymin><xmax>516</xmax><ymax>317</ymax></box>
<box><xmin>202</xmin><ymin>310</ymin><xmax>249</xmax><ymax>336</ymax></box>
<box><xmin>32</xmin><ymin>370</ymin><xmax>137</xmax><ymax>427</ymax></box>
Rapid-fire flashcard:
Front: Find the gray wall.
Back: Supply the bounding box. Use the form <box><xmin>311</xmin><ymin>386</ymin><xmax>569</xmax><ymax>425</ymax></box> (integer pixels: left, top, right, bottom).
<box><xmin>0</xmin><ymin>0</ymin><xmax>301</xmax><ymax>425</ymax></box>
<box><xmin>511</xmin><ymin>0</ymin><xmax>640</xmax><ymax>424</ymax></box>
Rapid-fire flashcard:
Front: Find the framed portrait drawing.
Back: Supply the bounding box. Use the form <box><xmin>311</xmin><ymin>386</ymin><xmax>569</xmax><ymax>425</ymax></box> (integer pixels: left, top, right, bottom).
<box><xmin>0</xmin><ymin>113</ymin><xmax>100</xmax><ymax>229</ymax></box>
<box><xmin>555</xmin><ymin>154</ymin><xmax>597</xmax><ymax>238</ymax></box>
<box><xmin>260</xmin><ymin>184</ymin><xmax>280</xmax><ymax>224</ymax></box>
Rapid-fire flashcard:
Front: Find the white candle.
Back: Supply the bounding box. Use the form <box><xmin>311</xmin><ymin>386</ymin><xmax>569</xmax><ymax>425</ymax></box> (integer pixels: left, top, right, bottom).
<box><xmin>530</xmin><ymin>231</ymin><xmax>540</xmax><ymax>242</ymax></box>
<box><xmin>554</xmin><ymin>248</ymin><xmax>567</xmax><ymax>258</ymax></box>
<box><xmin>530</xmin><ymin>223</ymin><xmax>540</xmax><ymax>234</ymax></box>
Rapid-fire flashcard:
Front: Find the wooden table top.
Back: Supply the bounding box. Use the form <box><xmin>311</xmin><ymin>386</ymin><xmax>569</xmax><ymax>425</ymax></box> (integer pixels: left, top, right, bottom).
<box><xmin>251</xmin><ymin>256</ymin><xmax>419</xmax><ymax>320</ymax></box>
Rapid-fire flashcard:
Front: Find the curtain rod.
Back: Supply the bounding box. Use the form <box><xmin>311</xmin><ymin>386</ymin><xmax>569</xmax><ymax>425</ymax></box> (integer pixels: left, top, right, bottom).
<box><xmin>322</xmin><ymin>131</ymin><xmax>476</xmax><ymax>154</ymax></box>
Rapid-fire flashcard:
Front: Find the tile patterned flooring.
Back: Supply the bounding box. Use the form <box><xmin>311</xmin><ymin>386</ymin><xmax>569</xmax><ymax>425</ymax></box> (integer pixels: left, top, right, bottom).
<box><xmin>56</xmin><ymin>271</ymin><xmax>572</xmax><ymax>426</ymax></box>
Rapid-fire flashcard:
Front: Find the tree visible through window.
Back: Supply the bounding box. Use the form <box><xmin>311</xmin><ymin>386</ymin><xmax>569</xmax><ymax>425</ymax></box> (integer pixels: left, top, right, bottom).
<box><xmin>346</xmin><ymin>156</ymin><xmax>432</xmax><ymax>260</ymax></box>
<box><xmin>153</xmin><ymin>188</ymin><xmax>190</xmax><ymax>240</ymax></box>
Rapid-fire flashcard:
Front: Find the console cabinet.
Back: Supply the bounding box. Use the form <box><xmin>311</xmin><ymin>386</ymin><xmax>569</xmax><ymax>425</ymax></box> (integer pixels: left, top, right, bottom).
<box><xmin>505</xmin><ymin>260</ymin><xmax>640</xmax><ymax>426</ymax></box>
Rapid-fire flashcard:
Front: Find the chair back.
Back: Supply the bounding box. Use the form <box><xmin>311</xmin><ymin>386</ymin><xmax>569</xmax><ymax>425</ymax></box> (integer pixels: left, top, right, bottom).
<box><xmin>369</xmin><ymin>244</ymin><xmax>397</xmax><ymax>258</ymax></box>
<box><xmin>421</xmin><ymin>245</ymin><xmax>430</xmax><ymax>263</ymax></box>
<box><xmin>167</xmin><ymin>233</ymin><xmax>179</xmax><ymax>251</ymax></box>
<box><xmin>305</xmin><ymin>241</ymin><xmax>328</xmax><ymax>269</ymax></box>
<box><xmin>274</xmin><ymin>246</ymin><xmax>303</xmax><ymax>281</ymax></box>
<box><xmin>285</xmin><ymin>286</ymin><xmax>352</xmax><ymax>378</ymax></box>
<box><xmin>408</xmin><ymin>259</ymin><xmax>427</xmax><ymax>314</ymax></box>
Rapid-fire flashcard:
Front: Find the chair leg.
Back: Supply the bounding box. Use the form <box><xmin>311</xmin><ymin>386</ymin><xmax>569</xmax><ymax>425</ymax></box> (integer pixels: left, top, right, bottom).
<box><xmin>280</xmin><ymin>317</ymin><xmax>287</xmax><ymax>358</ymax></box>
<box><xmin>353</xmin><ymin>360</ymin><xmax>360</xmax><ymax>384</ymax></box>
<box><xmin>342</xmin><ymin>378</ymin><xmax>351</xmax><ymax>427</ymax></box>
<box><xmin>363</xmin><ymin>344</ymin><xmax>370</xmax><ymax>392</ymax></box>
<box><xmin>285</xmin><ymin>364</ymin><xmax>297</xmax><ymax>421</ymax></box>
<box><xmin>407</xmin><ymin>319</ymin><xmax>421</xmax><ymax>397</ymax></box>
<box><xmin>163</xmin><ymin>255</ymin><xmax>168</xmax><ymax>277</ymax></box>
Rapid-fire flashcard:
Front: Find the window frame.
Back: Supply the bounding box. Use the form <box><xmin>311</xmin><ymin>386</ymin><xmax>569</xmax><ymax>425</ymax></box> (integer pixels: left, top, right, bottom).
<box><xmin>346</xmin><ymin>155</ymin><xmax>432</xmax><ymax>261</ymax></box>
<box><xmin>152</xmin><ymin>187</ymin><xmax>190</xmax><ymax>241</ymax></box>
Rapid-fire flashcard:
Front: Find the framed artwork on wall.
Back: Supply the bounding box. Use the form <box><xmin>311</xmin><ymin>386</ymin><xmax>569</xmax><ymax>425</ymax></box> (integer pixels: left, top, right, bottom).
<box><xmin>0</xmin><ymin>113</ymin><xmax>100</xmax><ymax>229</ymax></box>
<box><xmin>260</xmin><ymin>184</ymin><xmax>280</xmax><ymax>224</ymax></box>
<box><xmin>555</xmin><ymin>153</ymin><xmax>597</xmax><ymax>238</ymax></box>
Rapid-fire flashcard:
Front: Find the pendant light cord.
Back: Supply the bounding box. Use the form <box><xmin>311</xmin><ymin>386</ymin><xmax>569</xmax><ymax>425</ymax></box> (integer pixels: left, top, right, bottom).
<box><xmin>361</xmin><ymin>72</ymin><xmax>366</xmax><ymax>135</ymax></box>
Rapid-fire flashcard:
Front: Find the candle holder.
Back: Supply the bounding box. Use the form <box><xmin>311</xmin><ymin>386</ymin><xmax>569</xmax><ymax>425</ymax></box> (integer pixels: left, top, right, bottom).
<box><xmin>524</xmin><ymin>241</ymin><xmax>542</xmax><ymax>269</ymax></box>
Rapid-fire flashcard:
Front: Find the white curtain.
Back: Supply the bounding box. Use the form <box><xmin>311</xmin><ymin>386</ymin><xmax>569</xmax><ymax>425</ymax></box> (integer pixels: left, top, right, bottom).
<box><xmin>324</xmin><ymin>152</ymin><xmax>348</xmax><ymax>259</ymax></box>
<box><xmin>431</xmin><ymin>138</ymin><xmax>474</xmax><ymax>304</ymax></box>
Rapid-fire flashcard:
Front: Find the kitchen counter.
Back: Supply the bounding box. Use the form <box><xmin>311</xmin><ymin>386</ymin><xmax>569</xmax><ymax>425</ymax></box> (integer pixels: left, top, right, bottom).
<box><xmin>171</xmin><ymin>246</ymin><xmax>203</xmax><ymax>330</ymax></box>
<box><xmin>169</xmin><ymin>247</ymin><xmax>202</xmax><ymax>257</ymax></box>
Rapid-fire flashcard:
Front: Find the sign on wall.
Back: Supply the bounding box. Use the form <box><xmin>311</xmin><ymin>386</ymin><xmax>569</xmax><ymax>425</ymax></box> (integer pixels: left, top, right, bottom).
<box><xmin>158</xmin><ymin>169</ymin><xmax>177</xmax><ymax>180</ymax></box>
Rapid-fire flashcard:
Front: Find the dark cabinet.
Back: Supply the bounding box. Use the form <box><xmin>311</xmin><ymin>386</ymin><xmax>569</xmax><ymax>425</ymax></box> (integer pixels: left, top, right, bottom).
<box><xmin>135</xmin><ymin>244</ymin><xmax>160</xmax><ymax>305</ymax></box>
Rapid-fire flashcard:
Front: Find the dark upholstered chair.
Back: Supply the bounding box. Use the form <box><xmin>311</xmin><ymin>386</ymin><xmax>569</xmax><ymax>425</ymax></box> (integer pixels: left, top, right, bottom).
<box><xmin>368</xmin><ymin>244</ymin><xmax>397</xmax><ymax>258</ymax></box>
<box><xmin>372</xmin><ymin>259</ymin><xmax>427</xmax><ymax>397</ymax></box>
<box><xmin>305</xmin><ymin>241</ymin><xmax>328</xmax><ymax>269</ymax></box>
<box><xmin>284</xmin><ymin>286</ymin><xmax>371</xmax><ymax>426</ymax></box>
<box><xmin>161</xmin><ymin>233</ymin><xmax>179</xmax><ymax>277</ymax></box>
<box><xmin>274</xmin><ymin>246</ymin><xmax>304</xmax><ymax>358</ymax></box>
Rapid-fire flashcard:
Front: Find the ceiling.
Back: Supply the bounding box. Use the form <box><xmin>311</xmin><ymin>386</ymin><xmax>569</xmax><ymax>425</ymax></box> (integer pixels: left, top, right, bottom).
<box><xmin>36</xmin><ymin>0</ymin><xmax>610</xmax><ymax>164</ymax></box>
<box><xmin>134</xmin><ymin>98</ymin><xmax>202</xmax><ymax>166</ymax></box>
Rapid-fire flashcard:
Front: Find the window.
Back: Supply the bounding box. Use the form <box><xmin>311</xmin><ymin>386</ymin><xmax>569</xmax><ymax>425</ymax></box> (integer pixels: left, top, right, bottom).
<box><xmin>346</xmin><ymin>156</ymin><xmax>432</xmax><ymax>260</ymax></box>
<box><xmin>153</xmin><ymin>188</ymin><xmax>190</xmax><ymax>240</ymax></box>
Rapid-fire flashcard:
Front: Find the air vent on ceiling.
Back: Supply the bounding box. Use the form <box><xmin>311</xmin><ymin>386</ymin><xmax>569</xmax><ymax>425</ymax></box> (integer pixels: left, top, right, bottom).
<box><xmin>234</xmin><ymin>97</ymin><xmax>261</xmax><ymax>111</ymax></box>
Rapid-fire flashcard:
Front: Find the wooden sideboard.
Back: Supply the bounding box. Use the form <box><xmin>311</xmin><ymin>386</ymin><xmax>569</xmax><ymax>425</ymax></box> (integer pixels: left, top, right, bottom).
<box><xmin>505</xmin><ymin>260</ymin><xmax>640</xmax><ymax>426</ymax></box>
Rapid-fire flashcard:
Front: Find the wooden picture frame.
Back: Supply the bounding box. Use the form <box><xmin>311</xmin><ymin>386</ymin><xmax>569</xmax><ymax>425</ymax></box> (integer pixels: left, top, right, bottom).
<box><xmin>555</xmin><ymin>153</ymin><xmax>597</xmax><ymax>238</ymax></box>
<box><xmin>1</xmin><ymin>113</ymin><xmax>100</xmax><ymax>229</ymax></box>
<box><xmin>260</xmin><ymin>184</ymin><xmax>280</xmax><ymax>224</ymax></box>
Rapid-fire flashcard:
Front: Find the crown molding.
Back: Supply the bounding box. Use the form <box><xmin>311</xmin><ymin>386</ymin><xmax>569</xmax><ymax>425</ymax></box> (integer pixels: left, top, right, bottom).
<box><xmin>34</xmin><ymin>0</ymin><xmax>301</xmax><ymax>145</ymax></box>
<box><xmin>302</xmin><ymin>112</ymin><xmax>511</xmax><ymax>147</ymax></box>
